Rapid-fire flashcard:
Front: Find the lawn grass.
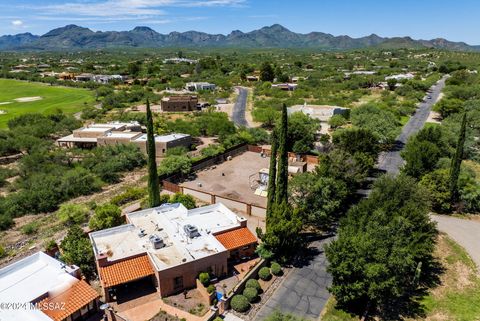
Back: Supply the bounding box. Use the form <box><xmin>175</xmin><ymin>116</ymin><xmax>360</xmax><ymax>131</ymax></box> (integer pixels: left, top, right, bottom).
<box><xmin>0</xmin><ymin>79</ymin><xmax>94</xmax><ymax>128</ymax></box>
<box><xmin>320</xmin><ymin>234</ymin><xmax>480</xmax><ymax>321</ymax></box>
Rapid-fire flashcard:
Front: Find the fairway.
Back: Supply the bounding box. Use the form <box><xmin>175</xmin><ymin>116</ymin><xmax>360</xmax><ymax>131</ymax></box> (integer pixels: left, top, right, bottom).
<box><xmin>0</xmin><ymin>79</ymin><xmax>95</xmax><ymax>128</ymax></box>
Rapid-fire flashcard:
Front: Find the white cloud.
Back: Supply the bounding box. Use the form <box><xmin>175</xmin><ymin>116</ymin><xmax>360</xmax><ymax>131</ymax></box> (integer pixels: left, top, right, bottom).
<box><xmin>28</xmin><ymin>0</ymin><xmax>246</xmax><ymax>18</ymax></box>
<box><xmin>11</xmin><ymin>20</ymin><xmax>23</xmax><ymax>26</ymax></box>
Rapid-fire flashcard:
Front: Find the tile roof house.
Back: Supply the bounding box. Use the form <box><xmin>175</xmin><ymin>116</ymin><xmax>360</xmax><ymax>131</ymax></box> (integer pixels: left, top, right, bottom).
<box><xmin>89</xmin><ymin>203</ymin><xmax>257</xmax><ymax>301</ymax></box>
<box><xmin>0</xmin><ymin>252</ymin><xmax>99</xmax><ymax>321</ymax></box>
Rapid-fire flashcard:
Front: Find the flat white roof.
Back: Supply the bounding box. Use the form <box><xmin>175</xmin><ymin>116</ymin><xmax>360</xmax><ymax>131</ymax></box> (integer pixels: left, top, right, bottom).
<box><xmin>288</xmin><ymin>104</ymin><xmax>349</xmax><ymax>121</ymax></box>
<box><xmin>90</xmin><ymin>203</ymin><xmax>246</xmax><ymax>271</ymax></box>
<box><xmin>56</xmin><ymin>134</ymin><xmax>98</xmax><ymax>143</ymax></box>
<box><xmin>0</xmin><ymin>252</ymin><xmax>79</xmax><ymax>321</ymax></box>
<box><xmin>133</xmin><ymin>133</ymin><xmax>190</xmax><ymax>143</ymax></box>
<box><xmin>103</xmin><ymin>131</ymin><xmax>141</xmax><ymax>139</ymax></box>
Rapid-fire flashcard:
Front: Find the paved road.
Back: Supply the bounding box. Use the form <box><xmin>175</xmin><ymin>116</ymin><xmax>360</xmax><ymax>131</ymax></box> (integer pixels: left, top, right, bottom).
<box><xmin>232</xmin><ymin>87</ymin><xmax>248</xmax><ymax>127</ymax></box>
<box><xmin>431</xmin><ymin>215</ymin><xmax>480</xmax><ymax>269</ymax></box>
<box><xmin>377</xmin><ymin>76</ymin><xmax>448</xmax><ymax>174</ymax></box>
<box><xmin>254</xmin><ymin>238</ymin><xmax>333</xmax><ymax>321</ymax></box>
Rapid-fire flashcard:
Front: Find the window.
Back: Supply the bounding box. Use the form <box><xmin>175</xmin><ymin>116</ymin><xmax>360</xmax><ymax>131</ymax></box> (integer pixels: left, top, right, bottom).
<box><xmin>173</xmin><ymin>276</ymin><xmax>183</xmax><ymax>290</ymax></box>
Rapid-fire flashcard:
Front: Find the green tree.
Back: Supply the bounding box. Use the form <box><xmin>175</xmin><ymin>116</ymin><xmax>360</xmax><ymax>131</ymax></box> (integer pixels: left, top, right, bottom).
<box><xmin>128</xmin><ymin>61</ymin><xmax>142</xmax><ymax>77</ymax></box>
<box><xmin>146</xmin><ymin>99</ymin><xmax>161</xmax><ymax>207</ymax></box>
<box><xmin>401</xmin><ymin>126</ymin><xmax>447</xmax><ymax>179</ymax></box>
<box><xmin>387</xmin><ymin>78</ymin><xmax>398</xmax><ymax>91</ymax></box>
<box><xmin>328</xmin><ymin>114</ymin><xmax>347</xmax><ymax>129</ymax></box>
<box><xmin>419</xmin><ymin>169</ymin><xmax>452</xmax><ymax>213</ymax></box>
<box><xmin>260</xmin><ymin>62</ymin><xmax>275</xmax><ymax>82</ymax></box>
<box><xmin>158</xmin><ymin>155</ymin><xmax>192</xmax><ymax>176</ymax></box>
<box><xmin>60</xmin><ymin>225</ymin><xmax>96</xmax><ymax>279</ymax></box>
<box><xmin>450</xmin><ymin>112</ymin><xmax>467</xmax><ymax>202</ymax></box>
<box><xmin>289</xmin><ymin>173</ymin><xmax>349</xmax><ymax>229</ymax></box>
<box><xmin>89</xmin><ymin>203</ymin><xmax>122</xmax><ymax>230</ymax></box>
<box><xmin>351</xmin><ymin>104</ymin><xmax>400</xmax><ymax>145</ymax></box>
<box><xmin>266</xmin><ymin>130</ymin><xmax>277</xmax><ymax>221</ymax></box>
<box><xmin>287</xmin><ymin>112</ymin><xmax>320</xmax><ymax>154</ymax></box>
<box><xmin>333</xmin><ymin>128</ymin><xmax>379</xmax><ymax>160</ymax></box>
<box><xmin>170</xmin><ymin>193</ymin><xmax>196</xmax><ymax>209</ymax></box>
<box><xmin>275</xmin><ymin>104</ymin><xmax>288</xmax><ymax>203</ymax></box>
<box><xmin>262</xmin><ymin>201</ymin><xmax>302</xmax><ymax>258</ymax></box>
<box><xmin>325</xmin><ymin>175</ymin><xmax>438</xmax><ymax>317</ymax></box>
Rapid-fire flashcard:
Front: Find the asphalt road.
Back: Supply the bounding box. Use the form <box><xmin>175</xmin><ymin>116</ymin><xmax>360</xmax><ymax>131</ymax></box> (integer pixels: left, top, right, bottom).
<box><xmin>254</xmin><ymin>238</ymin><xmax>333</xmax><ymax>320</ymax></box>
<box><xmin>431</xmin><ymin>215</ymin><xmax>480</xmax><ymax>269</ymax></box>
<box><xmin>377</xmin><ymin>76</ymin><xmax>448</xmax><ymax>174</ymax></box>
<box><xmin>232</xmin><ymin>87</ymin><xmax>248</xmax><ymax>127</ymax></box>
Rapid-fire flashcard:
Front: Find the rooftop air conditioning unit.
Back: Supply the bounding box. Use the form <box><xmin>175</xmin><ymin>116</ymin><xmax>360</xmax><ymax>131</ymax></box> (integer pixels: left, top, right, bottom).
<box><xmin>149</xmin><ymin>234</ymin><xmax>165</xmax><ymax>249</ymax></box>
<box><xmin>183</xmin><ymin>224</ymin><xmax>200</xmax><ymax>238</ymax></box>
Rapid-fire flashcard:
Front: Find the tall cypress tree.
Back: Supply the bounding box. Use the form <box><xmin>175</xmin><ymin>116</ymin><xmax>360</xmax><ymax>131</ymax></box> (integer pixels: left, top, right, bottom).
<box><xmin>275</xmin><ymin>103</ymin><xmax>289</xmax><ymax>203</ymax></box>
<box><xmin>266</xmin><ymin>130</ymin><xmax>278</xmax><ymax>226</ymax></box>
<box><xmin>146</xmin><ymin>99</ymin><xmax>161</xmax><ymax>207</ymax></box>
<box><xmin>449</xmin><ymin>112</ymin><xmax>467</xmax><ymax>202</ymax></box>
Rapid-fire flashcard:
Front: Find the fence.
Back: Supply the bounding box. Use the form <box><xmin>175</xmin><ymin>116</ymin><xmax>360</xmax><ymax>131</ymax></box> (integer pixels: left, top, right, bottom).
<box><xmin>175</xmin><ymin>185</ymin><xmax>267</xmax><ymax>219</ymax></box>
<box><xmin>159</xmin><ymin>142</ymin><xmax>320</xmax><ymax>219</ymax></box>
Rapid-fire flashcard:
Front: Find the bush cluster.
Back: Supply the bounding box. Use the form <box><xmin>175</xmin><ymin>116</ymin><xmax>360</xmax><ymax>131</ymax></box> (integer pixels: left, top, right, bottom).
<box><xmin>230</xmin><ymin>294</ymin><xmax>250</xmax><ymax>313</ymax></box>
<box><xmin>258</xmin><ymin>267</ymin><xmax>272</xmax><ymax>281</ymax></box>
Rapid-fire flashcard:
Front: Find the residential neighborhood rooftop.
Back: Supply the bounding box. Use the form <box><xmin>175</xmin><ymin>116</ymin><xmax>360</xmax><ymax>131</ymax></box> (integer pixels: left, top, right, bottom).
<box><xmin>0</xmin><ymin>252</ymin><xmax>97</xmax><ymax>321</ymax></box>
<box><xmin>90</xmin><ymin>203</ymin><xmax>249</xmax><ymax>271</ymax></box>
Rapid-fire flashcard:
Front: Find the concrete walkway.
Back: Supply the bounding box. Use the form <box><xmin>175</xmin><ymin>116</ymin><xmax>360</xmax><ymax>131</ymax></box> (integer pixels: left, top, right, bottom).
<box><xmin>431</xmin><ymin>214</ymin><xmax>480</xmax><ymax>270</ymax></box>
<box><xmin>254</xmin><ymin>238</ymin><xmax>333</xmax><ymax>320</ymax></box>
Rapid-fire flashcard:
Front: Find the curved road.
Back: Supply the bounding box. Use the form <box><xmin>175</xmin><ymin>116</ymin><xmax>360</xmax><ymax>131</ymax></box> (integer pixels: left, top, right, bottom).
<box><xmin>232</xmin><ymin>87</ymin><xmax>248</xmax><ymax>127</ymax></box>
<box><xmin>254</xmin><ymin>76</ymin><xmax>450</xmax><ymax>321</ymax></box>
<box><xmin>431</xmin><ymin>215</ymin><xmax>480</xmax><ymax>269</ymax></box>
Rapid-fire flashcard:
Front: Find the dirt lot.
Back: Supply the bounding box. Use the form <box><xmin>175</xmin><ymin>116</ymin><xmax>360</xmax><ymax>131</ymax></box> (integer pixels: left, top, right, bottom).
<box><xmin>181</xmin><ymin>151</ymin><xmax>269</xmax><ymax>207</ymax></box>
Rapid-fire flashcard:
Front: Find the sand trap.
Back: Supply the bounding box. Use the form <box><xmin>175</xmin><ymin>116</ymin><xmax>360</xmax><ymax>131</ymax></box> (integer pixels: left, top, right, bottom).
<box><xmin>0</xmin><ymin>102</ymin><xmax>11</xmax><ymax>105</ymax></box>
<box><xmin>14</xmin><ymin>96</ymin><xmax>43</xmax><ymax>102</ymax></box>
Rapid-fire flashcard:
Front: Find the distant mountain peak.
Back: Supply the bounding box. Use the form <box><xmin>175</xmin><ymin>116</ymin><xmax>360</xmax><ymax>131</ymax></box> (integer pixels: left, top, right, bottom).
<box><xmin>260</xmin><ymin>24</ymin><xmax>292</xmax><ymax>32</ymax></box>
<box><xmin>132</xmin><ymin>26</ymin><xmax>156</xmax><ymax>32</ymax></box>
<box><xmin>0</xmin><ymin>24</ymin><xmax>478</xmax><ymax>51</ymax></box>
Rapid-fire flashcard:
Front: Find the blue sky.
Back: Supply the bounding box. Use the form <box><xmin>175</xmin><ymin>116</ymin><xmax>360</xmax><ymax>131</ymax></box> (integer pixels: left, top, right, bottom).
<box><xmin>1</xmin><ymin>0</ymin><xmax>479</xmax><ymax>44</ymax></box>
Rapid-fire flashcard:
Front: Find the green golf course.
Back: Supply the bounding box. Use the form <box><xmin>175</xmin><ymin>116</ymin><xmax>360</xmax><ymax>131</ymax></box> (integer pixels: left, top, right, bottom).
<box><xmin>0</xmin><ymin>79</ymin><xmax>95</xmax><ymax>128</ymax></box>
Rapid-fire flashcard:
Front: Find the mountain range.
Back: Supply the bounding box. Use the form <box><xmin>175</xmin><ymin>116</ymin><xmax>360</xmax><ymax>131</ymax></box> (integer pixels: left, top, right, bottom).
<box><xmin>1</xmin><ymin>24</ymin><xmax>478</xmax><ymax>51</ymax></box>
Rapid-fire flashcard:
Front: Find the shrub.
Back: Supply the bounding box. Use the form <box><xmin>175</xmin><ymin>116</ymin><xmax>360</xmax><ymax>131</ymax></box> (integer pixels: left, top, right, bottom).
<box><xmin>111</xmin><ymin>187</ymin><xmax>146</xmax><ymax>206</ymax></box>
<box><xmin>44</xmin><ymin>239</ymin><xmax>57</xmax><ymax>252</ymax></box>
<box><xmin>245</xmin><ymin>279</ymin><xmax>262</xmax><ymax>291</ymax></box>
<box><xmin>57</xmin><ymin>203</ymin><xmax>90</xmax><ymax>225</ymax></box>
<box><xmin>207</xmin><ymin>284</ymin><xmax>216</xmax><ymax>294</ymax></box>
<box><xmin>270</xmin><ymin>262</ymin><xmax>282</xmax><ymax>276</ymax></box>
<box><xmin>258</xmin><ymin>267</ymin><xmax>271</xmax><ymax>281</ymax></box>
<box><xmin>170</xmin><ymin>193</ymin><xmax>196</xmax><ymax>209</ymax></box>
<box><xmin>21</xmin><ymin>221</ymin><xmax>39</xmax><ymax>235</ymax></box>
<box><xmin>0</xmin><ymin>214</ymin><xmax>13</xmax><ymax>231</ymax></box>
<box><xmin>0</xmin><ymin>245</ymin><xmax>6</xmax><ymax>258</ymax></box>
<box><xmin>199</xmin><ymin>272</ymin><xmax>210</xmax><ymax>286</ymax></box>
<box><xmin>242</xmin><ymin>287</ymin><xmax>258</xmax><ymax>303</ymax></box>
<box><xmin>88</xmin><ymin>203</ymin><xmax>122</xmax><ymax>230</ymax></box>
<box><xmin>230</xmin><ymin>294</ymin><xmax>250</xmax><ymax>312</ymax></box>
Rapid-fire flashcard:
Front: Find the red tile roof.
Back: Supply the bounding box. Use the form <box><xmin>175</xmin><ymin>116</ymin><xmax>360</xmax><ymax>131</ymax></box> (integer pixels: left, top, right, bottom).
<box><xmin>99</xmin><ymin>254</ymin><xmax>154</xmax><ymax>288</ymax></box>
<box><xmin>215</xmin><ymin>227</ymin><xmax>257</xmax><ymax>250</ymax></box>
<box><xmin>39</xmin><ymin>280</ymin><xmax>99</xmax><ymax>321</ymax></box>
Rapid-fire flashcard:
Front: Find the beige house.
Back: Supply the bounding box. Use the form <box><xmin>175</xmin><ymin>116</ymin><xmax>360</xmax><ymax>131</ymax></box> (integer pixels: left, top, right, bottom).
<box><xmin>57</xmin><ymin>122</ymin><xmax>191</xmax><ymax>157</ymax></box>
<box><xmin>89</xmin><ymin>203</ymin><xmax>257</xmax><ymax>301</ymax></box>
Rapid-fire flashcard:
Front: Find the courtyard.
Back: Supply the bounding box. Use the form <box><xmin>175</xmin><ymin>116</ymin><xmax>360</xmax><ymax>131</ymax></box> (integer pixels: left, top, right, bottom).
<box><xmin>181</xmin><ymin>151</ymin><xmax>270</xmax><ymax>208</ymax></box>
